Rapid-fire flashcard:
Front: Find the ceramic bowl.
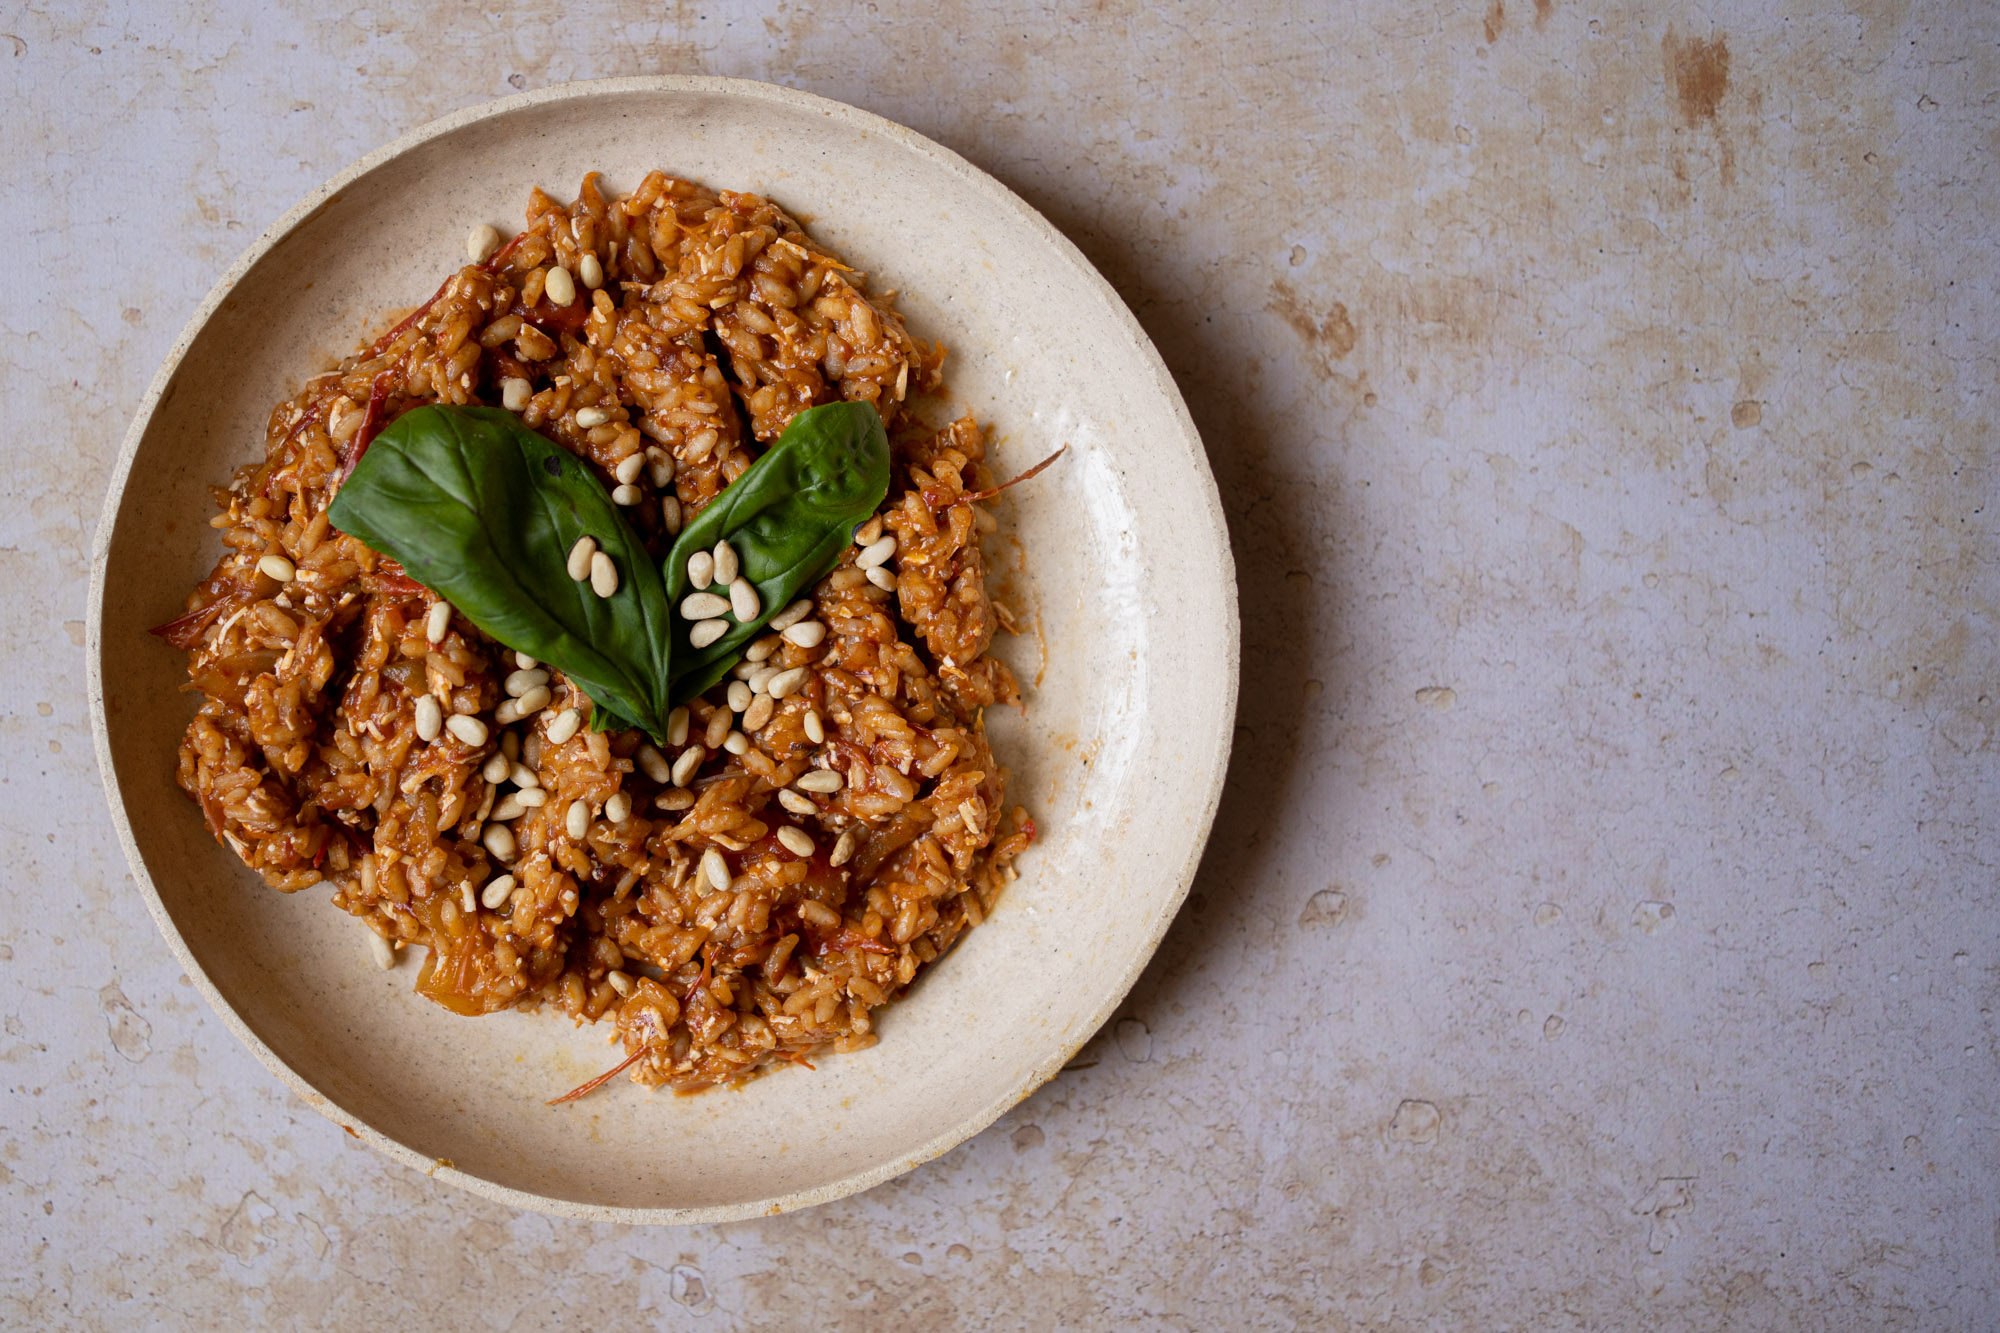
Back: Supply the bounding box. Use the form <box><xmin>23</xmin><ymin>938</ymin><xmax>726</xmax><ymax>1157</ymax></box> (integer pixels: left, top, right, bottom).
<box><xmin>87</xmin><ymin>77</ymin><xmax>1236</xmax><ymax>1223</ymax></box>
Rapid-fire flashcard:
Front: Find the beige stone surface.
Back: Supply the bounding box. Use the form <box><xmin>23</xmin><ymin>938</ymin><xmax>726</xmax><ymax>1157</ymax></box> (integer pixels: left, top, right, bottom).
<box><xmin>4</xmin><ymin>0</ymin><xmax>1995</xmax><ymax>1327</ymax></box>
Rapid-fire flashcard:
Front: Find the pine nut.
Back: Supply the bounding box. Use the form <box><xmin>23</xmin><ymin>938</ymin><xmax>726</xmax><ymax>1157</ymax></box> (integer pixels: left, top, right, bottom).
<box><xmin>425</xmin><ymin>600</ymin><xmax>452</xmax><ymax>643</ymax></box>
<box><xmin>545</xmin><ymin>708</ymin><xmax>582</xmax><ymax>744</ymax></box>
<box><xmin>712</xmin><ymin>540</ymin><xmax>739</xmax><ymax>584</ymax></box>
<box><xmin>782</xmin><ymin>620</ymin><xmax>825</xmax><ymax>648</ymax></box>
<box><xmin>522</xmin><ymin>732</ymin><xmax>541</xmax><ymax>768</ymax></box>
<box><xmin>704</xmin><ymin>707</ymin><xmax>730</xmax><ymax>748</ymax></box>
<box><xmin>702</xmin><ymin>848</ymin><xmax>732</xmax><ymax>893</ymax></box>
<box><xmin>727</xmin><ymin>681</ymin><xmax>752</xmax><ymax>713</ymax></box>
<box><xmin>445</xmin><ymin>714</ymin><xmax>489</xmax><ymax>746</ymax></box>
<box><xmin>368</xmin><ymin>932</ymin><xmax>396</xmax><ymax>970</ymax></box>
<box><xmin>768</xmin><ymin>599</ymin><xmax>814</xmax><ymax>632</ymax></box>
<box><xmin>661</xmin><ymin>496</ymin><xmax>682</xmax><ymax>535</ymax></box>
<box><xmin>612</xmin><ymin>483</ymin><xmax>641</xmax><ymax>506</ymax></box>
<box><xmin>514</xmin><ymin>684</ymin><xmax>551</xmax><ymax>714</ymax></box>
<box><xmin>490</xmin><ymin>792</ymin><xmax>526</xmax><ymax>822</ymax></box>
<box><xmin>729</xmin><ymin>577</ymin><xmax>761</xmax><ymax>622</ymax></box>
<box><xmin>830</xmin><ymin>827</ymin><xmax>859</xmax><ymax>867</ymax></box>
<box><xmin>671</xmin><ymin>746</ymin><xmax>703</xmax><ymax>787</ymax></box>
<box><xmin>504</xmin><ymin>668</ymin><xmax>548</xmax><ymax>697</ymax></box>
<box><xmin>866</xmin><ymin>566</ymin><xmax>897</xmax><ymax>592</ymax></box>
<box><xmin>778</xmin><ymin>789</ymin><xmax>816</xmax><ymax>816</ymax></box>
<box><xmin>768</xmin><ymin>666</ymin><xmax>810</xmax><ymax>699</ymax></box>
<box><xmin>467</xmin><ymin>223</ymin><xmax>501</xmax><ymax>263</ymax></box>
<box><xmin>741</xmin><ymin>693</ymin><xmax>775</xmax><ymax>732</ymax></box>
<box><xmin>614</xmin><ymin>453</ymin><xmax>645</xmax><ymax>485</ymax></box>
<box><xmin>776</xmin><ymin>826</ymin><xmax>815</xmax><ymax>857</ymax></box>
<box><xmin>607</xmin><ymin>969</ymin><xmax>633</xmax><ymax>996</ymax></box>
<box><xmin>481</xmin><ymin>874</ymin><xmax>517</xmax><ymax>910</ymax></box>
<box><xmin>723</xmin><ymin>730</ymin><xmax>749</xmax><ymax>755</ymax></box>
<box><xmin>803</xmin><ymin>710</ymin><xmax>825</xmax><ymax>744</ymax></box>
<box><xmin>747</xmin><ymin>664</ymin><xmax>780</xmax><ymax>694</ymax></box>
<box><xmin>605</xmin><ymin>791</ymin><xmax>631</xmax><ymax>823</ymax></box>
<box><xmin>744</xmin><ymin>634</ymin><xmax>781</xmax><ymax>663</ymax></box>
<box><xmin>504</xmin><ymin>761</ymin><xmax>537</xmax><ymax>792</ymax></box>
<box><xmin>590</xmin><ymin>550</ymin><xmax>618</xmax><ymax>597</ymax></box>
<box><xmin>566</xmin><ymin>535</ymin><xmax>597</xmax><ymax>581</ymax></box>
<box><xmin>566</xmin><ymin>799</ymin><xmax>590</xmax><ymax>840</ymax></box>
<box><xmin>501</xmin><ymin>377</ymin><xmax>532</xmax><ymax>412</ymax></box>
<box><xmin>257</xmin><ymin>553</ymin><xmax>296</xmax><ymax>583</ymax></box>
<box><xmin>635</xmin><ymin>745</ymin><xmax>672</xmax><ymax>783</ymax></box>
<box><xmin>796</xmin><ymin>770</ymin><xmax>843</xmax><ymax>794</ymax></box>
<box><xmin>656</xmin><ymin>788</ymin><xmax>696</xmax><ymax>812</ymax></box>
<box><xmin>681</xmin><ymin>591</ymin><xmax>730</xmax><ymax>619</ymax></box>
<box><xmin>666</xmin><ymin>707</ymin><xmax>689</xmax><ymax>747</ymax></box>
<box><xmin>687</xmin><ymin>550</ymin><xmax>715</xmax><ymax>588</ymax></box>
<box><xmin>690</xmin><ymin>618</ymin><xmax>728</xmax><ymax>648</ymax></box>
<box><xmin>544</xmin><ymin>265</ymin><xmax>577</xmax><ymax>306</ymax></box>
<box><xmin>500</xmin><ymin>731</ymin><xmax>520</xmax><ymax>761</ymax></box>
<box><xmin>481</xmin><ymin>752</ymin><xmax>511</xmax><ymax>784</ymax></box>
<box><xmin>854</xmin><ymin>515</ymin><xmax>884</xmax><ymax>546</ymax></box>
<box><xmin>494</xmin><ymin>698</ymin><xmax>524</xmax><ymax>726</ymax></box>
<box><xmin>857</xmin><ymin>535</ymin><xmax>897</xmax><ymax>569</ymax></box>
<box><xmin>732</xmin><ymin>659</ymin><xmax>759</xmax><ymax>680</ymax></box>
<box><xmin>647</xmin><ymin>450</ymin><xmax>675</xmax><ymax>487</ymax></box>
<box><xmin>515</xmin><ymin>787</ymin><xmax>547</xmax><ymax>808</ymax></box>
<box><xmin>578</xmin><ymin>252</ymin><xmax>604</xmax><ymax>290</ymax></box>
<box><xmin>413</xmin><ymin>695</ymin><xmax>443</xmax><ymax>741</ymax></box>
<box><xmin>515</xmin><ymin>652</ymin><xmax>539</xmax><ymax>670</ymax></box>
<box><xmin>575</xmin><ymin>404</ymin><xmax>609</xmax><ymax>428</ymax></box>
<box><xmin>482</xmin><ymin>822</ymin><xmax>516</xmax><ymax>861</ymax></box>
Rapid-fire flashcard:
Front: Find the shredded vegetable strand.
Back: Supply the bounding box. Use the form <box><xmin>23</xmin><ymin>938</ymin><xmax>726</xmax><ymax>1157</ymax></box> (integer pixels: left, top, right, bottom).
<box><xmin>958</xmin><ymin>444</ymin><xmax>1067</xmax><ymax>503</ymax></box>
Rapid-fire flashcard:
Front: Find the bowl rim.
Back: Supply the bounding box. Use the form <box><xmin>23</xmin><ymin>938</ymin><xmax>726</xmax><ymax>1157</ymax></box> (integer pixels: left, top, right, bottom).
<box><xmin>86</xmin><ymin>74</ymin><xmax>1238</xmax><ymax>1224</ymax></box>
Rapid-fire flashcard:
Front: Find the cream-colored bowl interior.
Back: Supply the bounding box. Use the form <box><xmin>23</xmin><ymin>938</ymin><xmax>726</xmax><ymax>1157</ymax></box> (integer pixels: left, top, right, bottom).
<box><xmin>89</xmin><ymin>78</ymin><xmax>1235</xmax><ymax>1223</ymax></box>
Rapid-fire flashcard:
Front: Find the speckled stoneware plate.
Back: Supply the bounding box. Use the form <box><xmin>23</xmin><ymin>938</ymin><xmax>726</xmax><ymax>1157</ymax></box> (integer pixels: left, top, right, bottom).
<box><xmin>87</xmin><ymin>76</ymin><xmax>1236</xmax><ymax>1223</ymax></box>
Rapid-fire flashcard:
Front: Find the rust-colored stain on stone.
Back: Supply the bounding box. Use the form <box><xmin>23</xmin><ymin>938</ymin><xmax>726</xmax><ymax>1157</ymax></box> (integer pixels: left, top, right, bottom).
<box><xmin>1483</xmin><ymin>0</ymin><xmax>1505</xmax><ymax>45</ymax></box>
<box><xmin>1664</xmin><ymin>27</ymin><xmax>1731</xmax><ymax>126</ymax></box>
<box><xmin>1268</xmin><ymin>279</ymin><xmax>1357</xmax><ymax>365</ymax></box>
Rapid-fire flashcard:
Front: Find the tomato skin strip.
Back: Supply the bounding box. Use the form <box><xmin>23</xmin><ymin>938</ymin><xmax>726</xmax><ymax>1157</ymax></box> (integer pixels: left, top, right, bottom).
<box><xmin>334</xmin><ymin>371</ymin><xmax>395</xmax><ymax>484</ymax></box>
<box><xmin>547</xmin><ymin>1046</ymin><xmax>648</xmax><ymax>1106</ymax></box>
<box><xmin>957</xmin><ymin>445</ymin><xmax>1067</xmax><ymax>505</ymax></box>
<box><xmin>149</xmin><ymin>583</ymin><xmax>254</xmax><ymax>649</ymax></box>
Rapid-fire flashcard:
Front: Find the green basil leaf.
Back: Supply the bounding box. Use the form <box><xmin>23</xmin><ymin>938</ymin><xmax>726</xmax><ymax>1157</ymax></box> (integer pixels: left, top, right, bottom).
<box><xmin>663</xmin><ymin>401</ymin><xmax>890</xmax><ymax>701</ymax></box>
<box><xmin>327</xmin><ymin>404</ymin><xmax>677</xmax><ymax>742</ymax></box>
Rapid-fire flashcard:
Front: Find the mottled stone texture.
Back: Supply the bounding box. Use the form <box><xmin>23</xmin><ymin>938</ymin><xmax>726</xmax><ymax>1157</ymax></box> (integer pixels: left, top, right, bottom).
<box><xmin>6</xmin><ymin>1</ymin><xmax>1996</xmax><ymax>1327</ymax></box>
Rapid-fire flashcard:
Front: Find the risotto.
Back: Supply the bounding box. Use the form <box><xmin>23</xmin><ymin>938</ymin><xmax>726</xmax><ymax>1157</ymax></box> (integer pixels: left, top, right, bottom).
<box><xmin>156</xmin><ymin>172</ymin><xmax>1037</xmax><ymax>1095</ymax></box>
